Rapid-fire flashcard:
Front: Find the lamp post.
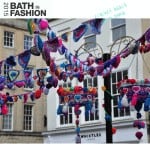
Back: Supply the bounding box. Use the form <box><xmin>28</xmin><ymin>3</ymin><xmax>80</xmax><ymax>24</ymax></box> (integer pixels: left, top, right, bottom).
<box><xmin>103</xmin><ymin>53</ymin><xmax>112</xmax><ymax>143</ymax></box>
<box><xmin>104</xmin><ymin>36</ymin><xmax>135</xmax><ymax>143</ymax></box>
<box><xmin>75</xmin><ymin>36</ymin><xmax>134</xmax><ymax>143</ymax></box>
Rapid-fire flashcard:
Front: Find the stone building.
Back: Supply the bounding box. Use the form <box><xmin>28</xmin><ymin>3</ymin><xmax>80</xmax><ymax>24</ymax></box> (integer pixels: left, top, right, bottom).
<box><xmin>0</xmin><ymin>19</ymin><xmax>47</xmax><ymax>143</ymax></box>
<box><xmin>141</xmin><ymin>19</ymin><xmax>150</xmax><ymax>143</ymax></box>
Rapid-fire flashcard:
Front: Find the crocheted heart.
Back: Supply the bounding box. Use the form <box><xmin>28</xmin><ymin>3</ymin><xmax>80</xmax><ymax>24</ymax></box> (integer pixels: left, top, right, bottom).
<box><xmin>132</xmin><ymin>86</ymin><xmax>141</xmax><ymax>93</ymax></box>
<box><xmin>7</xmin><ymin>69</ymin><xmax>20</xmax><ymax>82</ymax></box>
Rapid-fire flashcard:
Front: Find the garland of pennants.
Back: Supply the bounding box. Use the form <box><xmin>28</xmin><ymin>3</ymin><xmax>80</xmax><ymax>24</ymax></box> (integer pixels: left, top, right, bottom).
<box><xmin>1</xmin><ymin>18</ymin><xmax>150</xmax><ymax>117</ymax></box>
<box><xmin>28</xmin><ymin>18</ymin><xmax>105</xmax><ymax>42</ymax></box>
<box><xmin>1</xmin><ymin>19</ymin><xmax>150</xmax><ymax>86</ymax></box>
<box><xmin>0</xmin><ymin>18</ymin><xmax>105</xmax><ymax>116</ymax></box>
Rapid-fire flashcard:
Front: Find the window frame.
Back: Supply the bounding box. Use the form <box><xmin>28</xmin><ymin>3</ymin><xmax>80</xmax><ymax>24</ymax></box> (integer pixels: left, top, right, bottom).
<box><xmin>24</xmin><ymin>66</ymin><xmax>34</xmax><ymax>91</ymax></box>
<box><xmin>58</xmin><ymin>81</ymin><xmax>74</xmax><ymax>127</ymax></box>
<box><xmin>111</xmin><ymin>19</ymin><xmax>126</xmax><ymax>42</ymax></box>
<box><xmin>3</xmin><ymin>31</ymin><xmax>14</xmax><ymax>48</ymax></box>
<box><xmin>111</xmin><ymin>69</ymin><xmax>131</xmax><ymax>120</ymax></box>
<box><xmin>23</xmin><ymin>104</ymin><xmax>33</xmax><ymax>132</ymax></box>
<box><xmin>84</xmin><ymin>34</ymin><xmax>97</xmax><ymax>50</ymax></box>
<box><xmin>84</xmin><ymin>23</ymin><xmax>97</xmax><ymax>50</ymax></box>
<box><xmin>2</xmin><ymin>103</ymin><xmax>13</xmax><ymax>131</ymax></box>
<box><xmin>82</xmin><ymin>76</ymin><xmax>99</xmax><ymax>124</ymax></box>
<box><xmin>3</xmin><ymin>63</ymin><xmax>10</xmax><ymax>83</ymax></box>
<box><xmin>24</xmin><ymin>35</ymin><xmax>33</xmax><ymax>50</ymax></box>
<box><xmin>59</xmin><ymin>105</ymin><xmax>73</xmax><ymax>126</ymax></box>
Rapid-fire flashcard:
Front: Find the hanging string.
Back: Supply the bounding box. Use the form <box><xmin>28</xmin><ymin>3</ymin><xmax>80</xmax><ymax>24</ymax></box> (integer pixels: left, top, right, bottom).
<box><xmin>136</xmin><ymin>52</ymin><xmax>139</xmax><ymax>80</ymax></box>
<box><xmin>0</xmin><ymin>67</ymin><xmax>49</xmax><ymax>72</ymax></box>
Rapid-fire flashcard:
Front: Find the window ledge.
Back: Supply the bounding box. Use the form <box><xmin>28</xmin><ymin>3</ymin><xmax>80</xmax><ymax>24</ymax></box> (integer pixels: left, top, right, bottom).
<box><xmin>24</xmin><ymin>88</ymin><xmax>34</xmax><ymax>92</ymax></box>
<box><xmin>3</xmin><ymin>46</ymin><xmax>14</xmax><ymax>49</ymax></box>
<box><xmin>84</xmin><ymin>33</ymin><xmax>96</xmax><ymax>38</ymax></box>
<box><xmin>2</xmin><ymin>129</ymin><xmax>13</xmax><ymax>131</ymax></box>
<box><xmin>56</xmin><ymin>124</ymin><xmax>75</xmax><ymax>129</ymax></box>
<box><xmin>112</xmin><ymin>116</ymin><xmax>134</xmax><ymax>123</ymax></box>
<box><xmin>80</xmin><ymin>120</ymin><xmax>101</xmax><ymax>126</ymax></box>
<box><xmin>0</xmin><ymin>131</ymin><xmax>43</xmax><ymax>136</ymax></box>
<box><xmin>23</xmin><ymin>130</ymin><xmax>33</xmax><ymax>132</ymax></box>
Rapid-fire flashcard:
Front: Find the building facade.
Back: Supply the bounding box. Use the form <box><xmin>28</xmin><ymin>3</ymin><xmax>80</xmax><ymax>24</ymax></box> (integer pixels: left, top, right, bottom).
<box><xmin>141</xmin><ymin>19</ymin><xmax>150</xmax><ymax>143</ymax></box>
<box><xmin>43</xmin><ymin>19</ymin><xmax>149</xmax><ymax>143</ymax></box>
<box><xmin>0</xmin><ymin>19</ymin><xmax>47</xmax><ymax>143</ymax></box>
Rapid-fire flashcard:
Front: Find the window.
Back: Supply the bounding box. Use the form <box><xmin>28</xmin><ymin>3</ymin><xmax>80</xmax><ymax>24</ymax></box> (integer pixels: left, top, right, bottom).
<box><xmin>4</xmin><ymin>31</ymin><xmax>14</xmax><ymax>48</ymax></box>
<box><xmin>2</xmin><ymin>103</ymin><xmax>13</xmax><ymax>130</ymax></box>
<box><xmin>60</xmin><ymin>106</ymin><xmax>73</xmax><ymax>125</ymax></box>
<box><xmin>84</xmin><ymin>35</ymin><xmax>96</xmax><ymax>50</ymax></box>
<box><xmin>83</xmin><ymin>77</ymin><xmax>99</xmax><ymax>121</ymax></box>
<box><xmin>24</xmin><ymin>105</ymin><xmax>33</xmax><ymax>131</ymax></box>
<box><xmin>111</xmin><ymin>70</ymin><xmax>130</xmax><ymax>118</ymax></box>
<box><xmin>4</xmin><ymin>63</ymin><xmax>10</xmax><ymax>83</ymax></box>
<box><xmin>84</xmin><ymin>24</ymin><xmax>96</xmax><ymax>50</ymax></box>
<box><xmin>111</xmin><ymin>19</ymin><xmax>126</xmax><ymax>42</ymax></box>
<box><xmin>24</xmin><ymin>35</ymin><xmax>32</xmax><ymax>50</ymax></box>
<box><xmin>24</xmin><ymin>66</ymin><xmax>34</xmax><ymax>90</ymax></box>
<box><xmin>59</xmin><ymin>82</ymin><xmax>73</xmax><ymax>125</ymax></box>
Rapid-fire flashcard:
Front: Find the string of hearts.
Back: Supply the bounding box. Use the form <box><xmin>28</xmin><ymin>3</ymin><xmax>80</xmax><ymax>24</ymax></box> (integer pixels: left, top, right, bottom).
<box><xmin>0</xmin><ymin>88</ymin><xmax>46</xmax><ymax>115</ymax></box>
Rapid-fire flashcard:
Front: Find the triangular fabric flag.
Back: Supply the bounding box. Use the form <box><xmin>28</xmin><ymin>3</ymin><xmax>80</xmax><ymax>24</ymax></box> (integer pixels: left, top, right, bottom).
<box><xmin>18</xmin><ymin>50</ymin><xmax>31</xmax><ymax>69</ymax></box>
<box><xmin>5</xmin><ymin>56</ymin><xmax>16</xmax><ymax>67</ymax></box>
<box><xmin>137</xmin><ymin>28</ymin><xmax>150</xmax><ymax>44</ymax></box>
<box><xmin>43</xmin><ymin>40</ymin><xmax>58</xmax><ymax>53</ymax></box>
<box><xmin>58</xmin><ymin>45</ymin><xmax>67</xmax><ymax>55</ymax></box>
<box><xmin>42</xmin><ymin>42</ymin><xmax>51</xmax><ymax>66</ymax></box>
<box><xmin>18</xmin><ymin>95</ymin><xmax>22</xmax><ymax>99</ymax></box>
<box><xmin>14</xmin><ymin>80</ymin><xmax>26</xmax><ymax>88</ymax></box>
<box><xmin>30</xmin><ymin>46</ymin><xmax>41</xmax><ymax>56</ymax></box>
<box><xmin>61</xmin><ymin>32</ymin><xmax>69</xmax><ymax>42</ymax></box>
<box><xmin>27</xmin><ymin>19</ymin><xmax>36</xmax><ymax>35</ymax></box>
<box><xmin>88</xmin><ymin>19</ymin><xmax>104</xmax><ymax>34</ymax></box>
<box><xmin>23</xmin><ymin>69</ymin><xmax>32</xmax><ymax>80</ymax></box>
<box><xmin>7</xmin><ymin>69</ymin><xmax>20</xmax><ymax>82</ymax></box>
<box><xmin>23</xmin><ymin>69</ymin><xmax>34</xmax><ymax>88</ymax></box>
<box><xmin>34</xmin><ymin>34</ymin><xmax>43</xmax><ymax>52</ymax></box>
<box><xmin>73</xmin><ymin>24</ymin><xmax>88</xmax><ymax>42</ymax></box>
<box><xmin>47</xmin><ymin>29</ymin><xmax>57</xmax><ymax>42</ymax></box>
<box><xmin>24</xmin><ymin>94</ymin><xmax>28</xmax><ymax>103</ymax></box>
<box><xmin>145</xmin><ymin>28</ymin><xmax>150</xmax><ymax>43</ymax></box>
<box><xmin>37</xmin><ymin>68</ymin><xmax>47</xmax><ymax>80</ymax></box>
<box><xmin>0</xmin><ymin>75</ymin><xmax>5</xmax><ymax>84</ymax></box>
